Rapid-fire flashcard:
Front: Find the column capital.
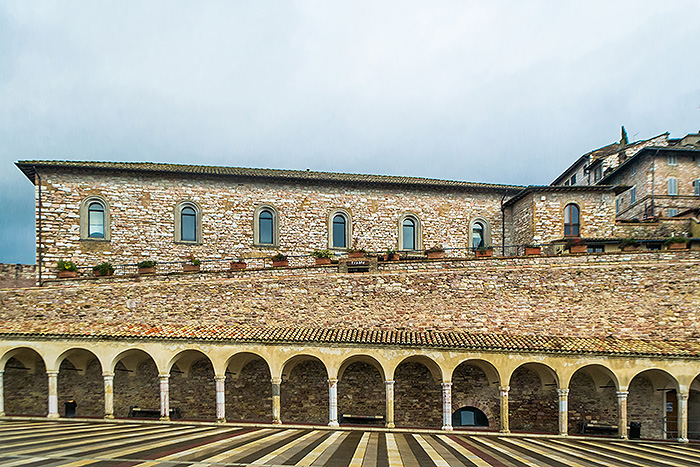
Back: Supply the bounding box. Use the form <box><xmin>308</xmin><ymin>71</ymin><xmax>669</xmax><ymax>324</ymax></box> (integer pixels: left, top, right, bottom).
<box><xmin>678</xmin><ymin>392</ymin><xmax>689</xmax><ymax>401</ymax></box>
<box><xmin>102</xmin><ymin>372</ymin><xmax>115</xmax><ymax>378</ymax></box>
<box><xmin>616</xmin><ymin>390</ymin><xmax>629</xmax><ymax>398</ymax></box>
<box><xmin>441</xmin><ymin>381</ymin><xmax>453</xmax><ymax>388</ymax></box>
<box><xmin>214</xmin><ymin>375</ymin><xmax>226</xmax><ymax>383</ymax></box>
<box><xmin>158</xmin><ymin>373</ymin><xmax>170</xmax><ymax>380</ymax></box>
<box><xmin>46</xmin><ymin>370</ymin><xmax>59</xmax><ymax>377</ymax></box>
<box><xmin>499</xmin><ymin>385</ymin><xmax>510</xmax><ymax>393</ymax></box>
<box><xmin>557</xmin><ymin>388</ymin><xmax>569</xmax><ymax>396</ymax></box>
<box><xmin>385</xmin><ymin>380</ymin><xmax>395</xmax><ymax>385</ymax></box>
<box><xmin>328</xmin><ymin>378</ymin><xmax>338</xmax><ymax>385</ymax></box>
<box><xmin>271</xmin><ymin>377</ymin><xmax>282</xmax><ymax>385</ymax></box>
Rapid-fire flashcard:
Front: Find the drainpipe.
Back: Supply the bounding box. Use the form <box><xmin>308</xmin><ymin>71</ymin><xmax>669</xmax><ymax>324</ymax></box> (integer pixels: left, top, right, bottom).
<box><xmin>35</xmin><ymin>168</ymin><xmax>42</xmax><ymax>286</ymax></box>
<box><xmin>650</xmin><ymin>150</ymin><xmax>658</xmax><ymax>218</ymax></box>
<box><xmin>500</xmin><ymin>191</ymin><xmax>507</xmax><ymax>256</ymax></box>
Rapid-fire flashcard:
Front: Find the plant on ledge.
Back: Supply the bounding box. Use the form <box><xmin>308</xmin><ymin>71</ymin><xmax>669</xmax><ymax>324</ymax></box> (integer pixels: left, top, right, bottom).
<box><xmin>664</xmin><ymin>236</ymin><xmax>689</xmax><ymax>250</ymax></box>
<box><xmin>425</xmin><ymin>244</ymin><xmax>445</xmax><ymax>259</ymax></box>
<box><xmin>183</xmin><ymin>254</ymin><xmax>201</xmax><ymax>272</ymax></box>
<box><xmin>271</xmin><ymin>253</ymin><xmax>289</xmax><ymax>267</ymax></box>
<box><xmin>311</xmin><ymin>249</ymin><xmax>333</xmax><ymax>265</ymax></box>
<box><xmin>137</xmin><ymin>260</ymin><xmax>157</xmax><ymax>274</ymax></box>
<box><xmin>92</xmin><ymin>262</ymin><xmax>114</xmax><ymax>277</ymax></box>
<box><xmin>57</xmin><ymin>260</ymin><xmax>78</xmax><ymax>278</ymax></box>
<box><xmin>347</xmin><ymin>239</ymin><xmax>366</xmax><ymax>258</ymax></box>
<box><xmin>619</xmin><ymin>238</ymin><xmax>641</xmax><ymax>251</ymax></box>
<box><xmin>384</xmin><ymin>247</ymin><xmax>399</xmax><ymax>261</ymax></box>
<box><xmin>475</xmin><ymin>245</ymin><xmax>493</xmax><ymax>258</ymax></box>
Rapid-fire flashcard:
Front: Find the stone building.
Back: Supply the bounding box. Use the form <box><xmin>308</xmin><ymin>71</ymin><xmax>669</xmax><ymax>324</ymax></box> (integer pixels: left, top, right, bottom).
<box><xmin>2</xmin><ymin>131</ymin><xmax>700</xmax><ymax>442</ymax></box>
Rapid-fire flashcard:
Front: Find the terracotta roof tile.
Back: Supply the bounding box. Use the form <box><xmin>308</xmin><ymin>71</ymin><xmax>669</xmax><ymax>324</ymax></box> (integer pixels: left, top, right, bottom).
<box><xmin>0</xmin><ymin>321</ymin><xmax>697</xmax><ymax>358</ymax></box>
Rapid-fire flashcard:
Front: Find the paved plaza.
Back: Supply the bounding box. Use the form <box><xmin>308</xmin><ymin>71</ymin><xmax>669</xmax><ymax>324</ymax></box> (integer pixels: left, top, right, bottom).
<box><xmin>0</xmin><ymin>420</ymin><xmax>699</xmax><ymax>466</ymax></box>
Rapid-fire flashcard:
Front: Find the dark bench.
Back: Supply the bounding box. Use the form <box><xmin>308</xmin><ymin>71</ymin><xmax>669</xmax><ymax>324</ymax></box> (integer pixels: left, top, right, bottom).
<box><xmin>578</xmin><ymin>421</ymin><xmax>618</xmax><ymax>435</ymax></box>
<box><xmin>128</xmin><ymin>406</ymin><xmax>181</xmax><ymax>419</ymax></box>
<box><xmin>340</xmin><ymin>413</ymin><xmax>385</xmax><ymax>425</ymax></box>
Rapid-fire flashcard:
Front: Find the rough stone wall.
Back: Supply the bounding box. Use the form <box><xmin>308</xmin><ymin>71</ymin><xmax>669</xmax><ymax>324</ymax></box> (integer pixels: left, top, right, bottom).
<box><xmin>452</xmin><ymin>363</ymin><xmax>499</xmax><ymax>429</ymax></box>
<box><xmin>532</xmin><ymin>191</ymin><xmax>616</xmax><ymax>243</ymax></box>
<box><xmin>4</xmin><ymin>252</ymin><xmax>699</xmax><ymax>340</ymax></box>
<box><xmin>34</xmin><ymin>168</ymin><xmax>508</xmax><ymax>278</ymax></box>
<box><xmin>114</xmin><ymin>359</ymin><xmax>159</xmax><ymax>418</ymax></box>
<box><xmin>281</xmin><ymin>360</ymin><xmax>329</xmax><ymax>424</ymax></box>
<box><xmin>57</xmin><ymin>357</ymin><xmax>104</xmax><ymax>418</ymax></box>
<box><xmin>628</xmin><ymin>375</ymin><xmax>664</xmax><ymax>440</ymax></box>
<box><xmin>169</xmin><ymin>358</ymin><xmax>216</xmax><ymax>420</ymax></box>
<box><xmin>0</xmin><ymin>264</ymin><xmax>36</xmax><ymax>289</ymax></box>
<box><xmin>225</xmin><ymin>359</ymin><xmax>271</xmax><ymax>422</ymax></box>
<box><xmin>567</xmin><ymin>371</ymin><xmax>617</xmax><ymax>433</ymax></box>
<box><xmin>3</xmin><ymin>356</ymin><xmax>47</xmax><ymax>416</ymax></box>
<box><xmin>338</xmin><ymin>362</ymin><xmax>384</xmax><ymax>423</ymax></box>
<box><xmin>507</xmin><ymin>194</ymin><xmax>535</xmax><ymax>246</ymax></box>
<box><xmin>394</xmin><ymin>362</ymin><xmax>441</xmax><ymax>428</ymax></box>
<box><xmin>509</xmin><ymin>367</ymin><xmax>557</xmax><ymax>433</ymax></box>
<box><xmin>614</xmin><ymin>218</ymin><xmax>692</xmax><ymax>239</ymax></box>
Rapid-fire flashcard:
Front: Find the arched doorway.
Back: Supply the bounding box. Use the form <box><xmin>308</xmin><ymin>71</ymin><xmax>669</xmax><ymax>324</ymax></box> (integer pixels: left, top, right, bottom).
<box><xmin>168</xmin><ymin>350</ymin><xmax>216</xmax><ymax>420</ymax></box>
<box><xmin>112</xmin><ymin>349</ymin><xmax>159</xmax><ymax>419</ymax></box>
<box><xmin>628</xmin><ymin>369</ymin><xmax>679</xmax><ymax>440</ymax></box>
<box><xmin>568</xmin><ymin>365</ymin><xmax>618</xmax><ymax>435</ymax></box>
<box><xmin>338</xmin><ymin>356</ymin><xmax>385</xmax><ymax>426</ymax></box>
<box><xmin>56</xmin><ymin>348</ymin><xmax>104</xmax><ymax>418</ymax></box>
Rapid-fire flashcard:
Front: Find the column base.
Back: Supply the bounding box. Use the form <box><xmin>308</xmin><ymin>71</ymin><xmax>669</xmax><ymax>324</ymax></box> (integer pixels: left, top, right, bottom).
<box><xmin>499</xmin><ymin>429</ymin><xmax>510</xmax><ymax>434</ymax></box>
<box><xmin>216</xmin><ymin>418</ymin><xmax>226</xmax><ymax>424</ymax></box>
<box><xmin>104</xmin><ymin>414</ymin><xmax>114</xmax><ymax>420</ymax></box>
<box><xmin>0</xmin><ymin>412</ymin><xmax>5</xmax><ymax>417</ymax></box>
<box><xmin>558</xmin><ymin>432</ymin><xmax>568</xmax><ymax>437</ymax></box>
<box><xmin>678</xmin><ymin>437</ymin><xmax>689</xmax><ymax>444</ymax></box>
<box><xmin>618</xmin><ymin>435</ymin><xmax>628</xmax><ymax>440</ymax></box>
<box><xmin>385</xmin><ymin>422</ymin><xmax>395</xmax><ymax>429</ymax></box>
<box><xmin>273</xmin><ymin>419</ymin><xmax>282</xmax><ymax>425</ymax></box>
<box><xmin>47</xmin><ymin>413</ymin><xmax>60</xmax><ymax>419</ymax></box>
<box><xmin>159</xmin><ymin>416</ymin><xmax>170</xmax><ymax>422</ymax></box>
<box><xmin>328</xmin><ymin>421</ymin><xmax>339</xmax><ymax>427</ymax></box>
<box><xmin>441</xmin><ymin>425</ymin><xmax>453</xmax><ymax>431</ymax></box>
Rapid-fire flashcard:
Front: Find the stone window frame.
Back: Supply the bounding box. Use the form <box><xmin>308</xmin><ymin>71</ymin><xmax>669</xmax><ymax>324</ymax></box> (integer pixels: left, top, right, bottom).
<box><xmin>79</xmin><ymin>195</ymin><xmax>111</xmax><ymax>242</ymax></box>
<box><xmin>668</xmin><ymin>208</ymin><xmax>678</xmax><ymax>218</ymax></box>
<box><xmin>174</xmin><ymin>200</ymin><xmax>202</xmax><ymax>245</ymax></box>
<box><xmin>668</xmin><ymin>153</ymin><xmax>678</xmax><ymax>166</ymax></box>
<box><xmin>469</xmin><ymin>217</ymin><xmax>492</xmax><ymax>248</ymax></box>
<box><xmin>563</xmin><ymin>203</ymin><xmax>581</xmax><ymax>237</ymax></box>
<box><xmin>253</xmin><ymin>203</ymin><xmax>280</xmax><ymax>248</ymax></box>
<box><xmin>397</xmin><ymin>212</ymin><xmax>422</xmax><ymax>251</ymax></box>
<box><xmin>328</xmin><ymin>209</ymin><xmax>352</xmax><ymax>250</ymax></box>
<box><xmin>630</xmin><ymin>186</ymin><xmax>637</xmax><ymax>204</ymax></box>
<box><xmin>667</xmin><ymin>178</ymin><xmax>678</xmax><ymax>196</ymax></box>
<box><xmin>693</xmin><ymin>179</ymin><xmax>700</xmax><ymax>197</ymax></box>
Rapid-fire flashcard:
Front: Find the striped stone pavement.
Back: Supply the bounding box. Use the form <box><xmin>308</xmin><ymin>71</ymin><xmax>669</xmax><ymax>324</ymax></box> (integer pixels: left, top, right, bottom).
<box><xmin>1</xmin><ymin>420</ymin><xmax>699</xmax><ymax>466</ymax></box>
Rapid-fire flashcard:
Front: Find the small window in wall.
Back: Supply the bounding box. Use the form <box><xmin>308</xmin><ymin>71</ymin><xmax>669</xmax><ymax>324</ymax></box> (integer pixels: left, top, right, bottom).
<box><xmin>398</xmin><ymin>214</ymin><xmax>421</xmax><ymax>251</ymax></box>
<box><xmin>594</xmin><ymin>166</ymin><xmax>602</xmax><ymax>182</ymax></box>
<box><xmin>587</xmin><ymin>244</ymin><xmax>604</xmax><ymax>253</ymax></box>
<box><xmin>630</xmin><ymin>186</ymin><xmax>636</xmax><ymax>204</ymax></box>
<box><xmin>668</xmin><ymin>178</ymin><xmax>678</xmax><ymax>196</ymax></box>
<box><xmin>693</xmin><ymin>180</ymin><xmax>700</xmax><ymax>196</ymax></box>
<box><xmin>570</xmin><ymin>174</ymin><xmax>576</xmax><ymax>185</ymax></box>
<box><xmin>329</xmin><ymin>210</ymin><xmax>351</xmax><ymax>249</ymax></box>
<box><xmin>80</xmin><ymin>196</ymin><xmax>110</xmax><ymax>241</ymax></box>
<box><xmin>469</xmin><ymin>218</ymin><xmax>491</xmax><ymax>249</ymax></box>
<box><xmin>616</xmin><ymin>198</ymin><xmax>621</xmax><ymax>214</ymax></box>
<box><xmin>668</xmin><ymin>208</ymin><xmax>678</xmax><ymax>217</ymax></box>
<box><xmin>668</xmin><ymin>153</ymin><xmax>677</xmax><ymax>166</ymax></box>
<box><xmin>174</xmin><ymin>201</ymin><xmax>202</xmax><ymax>244</ymax></box>
<box><xmin>253</xmin><ymin>205</ymin><xmax>280</xmax><ymax>247</ymax></box>
<box><xmin>452</xmin><ymin>407</ymin><xmax>489</xmax><ymax>427</ymax></box>
<box><xmin>564</xmin><ymin>203</ymin><xmax>580</xmax><ymax>237</ymax></box>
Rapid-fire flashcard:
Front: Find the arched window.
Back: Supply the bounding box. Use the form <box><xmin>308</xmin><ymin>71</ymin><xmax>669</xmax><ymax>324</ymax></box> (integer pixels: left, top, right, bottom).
<box><xmin>88</xmin><ymin>202</ymin><xmax>105</xmax><ymax>238</ymax></box>
<box><xmin>564</xmin><ymin>203</ymin><xmax>580</xmax><ymax>237</ymax></box>
<box><xmin>469</xmin><ymin>218</ymin><xmax>491</xmax><ymax>249</ymax></box>
<box><xmin>80</xmin><ymin>196</ymin><xmax>110</xmax><ymax>241</ymax></box>
<box><xmin>452</xmin><ymin>406</ymin><xmax>489</xmax><ymax>427</ymax></box>
<box><xmin>174</xmin><ymin>201</ymin><xmax>202</xmax><ymax>244</ymax></box>
<box><xmin>398</xmin><ymin>214</ymin><xmax>421</xmax><ymax>251</ymax></box>
<box><xmin>253</xmin><ymin>205</ymin><xmax>280</xmax><ymax>247</ymax></box>
<box><xmin>329</xmin><ymin>210</ymin><xmax>351</xmax><ymax>249</ymax></box>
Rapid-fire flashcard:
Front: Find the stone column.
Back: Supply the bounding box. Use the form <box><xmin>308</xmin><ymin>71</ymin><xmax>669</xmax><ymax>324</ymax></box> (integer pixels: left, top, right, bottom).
<box><xmin>617</xmin><ymin>390</ymin><xmax>628</xmax><ymax>439</ymax></box>
<box><xmin>328</xmin><ymin>378</ymin><xmax>339</xmax><ymax>427</ymax></box>
<box><xmin>441</xmin><ymin>382</ymin><xmax>453</xmax><ymax>431</ymax></box>
<box><xmin>557</xmin><ymin>388</ymin><xmax>569</xmax><ymax>436</ymax></box>
<box><xmin>499</xmin><ymin>385</ymin><xmax>510</xmax><ymax>433</ymax></box>
<box><xmin>678</xmin><ymin>391</ymin><xmax>689</xmax><ymax>443</ymax></box>
<box><xmin>385</xmin><ymin>380</ymin><xmax>395</xmax><ymax>429</ymax></box>
<box><xmin>159</xmin><ymin>374</ymin><xmax>170</xmax><ymax>421</ymax></box>
<box><xmin>0</xmin><ymin>370</ymin><xmax>5</xmax><ymax>417</ymax></box>
<box><xmin>103</xmin><ymin>372</ymin><xmax>114</xmax><ymax>419</ymax></box>
<box><xmin>271</xmin><ymin>377</ymin><xmax>282</xmax><ymax>424</ymax></box>
<box><xmin>47</xmin><ymin>370</ymin><xmax>59</xmax><ymax>418</ymax></box>
<box><xmin>215</xmin><ymin>375</ymin><xmax>226</xmax><ymax>423</ymax></box>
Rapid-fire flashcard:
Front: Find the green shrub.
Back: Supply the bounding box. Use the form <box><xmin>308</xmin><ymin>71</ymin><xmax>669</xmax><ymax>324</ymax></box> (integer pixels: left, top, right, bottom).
<box><xmin>137</xmin><ymin>260</ymin><xmax>156</xmax><ymax>268</ymax></box>
<box><xmin>92</xmin><ymin>262</ymin><xmax>114</xmax><ymax>275</ymax></box>
<box><xmin>311</xmin><ymin>249</ymin><xmax>333</xmax><ymax>259</ymax></box>
<box><xmin>57</xmin><ymin>260</ymin><xmax>77</xmax><ymax>272</ymax></box>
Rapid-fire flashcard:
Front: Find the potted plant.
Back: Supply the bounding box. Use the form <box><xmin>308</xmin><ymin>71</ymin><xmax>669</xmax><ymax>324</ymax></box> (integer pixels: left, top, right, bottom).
<box><xmin>183</xmin><ymin>255</ymin><xmax>201</xmax><ymax>272</ymax></box>
<box><xmin>475</xmin><ymin>245</ymin><xmax>493</xmax><ymax>258</ymax></box>
<box><xmin>92</xmin><ymin>262</ymin><xmax>114</xmax><ymax>277</ymax></box>
<box><xmin>311</xmin><ymin>249</ymin><xmax>333</xmax><ymax>265</ymax></box>
<box><xmin>347</xmin><ymin>239</ymin><xmax>366</xmax><ymax>258</ymax></box>
<box><xmin>620</xmin><ymin>238</ymin><xmax>641</xmax><ymax>252</ymax></box>
<box><xmin>271</xmin><ymin>253</ymin><xmax>288</xmax><ymax>267</ymax></box>
<box><xmin>425</xmin><ymin>244</ymin><xmax>445</xmax><ymax>259</ymax></box>
<box><xmin>385</xmin><ymin>247</ymin><xmax>399</xmax><ymax>261</ymax></box>
<box><xmin>137</xmin><ymin>260</ymin><xmax>157</xmax><ymax>275</ymax></box>
<box><xmin>230</xmin><ymin>259</ymin><xmax>247</xmax><ymax>271</ymax></box>
<box><xmin>524</xmin><ymin>244</ymin><xmax>541</xmax><ymax>256</ymax></box>
<box><xmin>565</xmin><ymin>238</ymin><xmax>587</xmax><ymax>254</ymax></box>
<box><xmin>664</xmin><ymin>236</ymin><xmax>689</xmax><ymax>250</ymax></box>
<box><xmin>57</xmin><ymin>260</ymin><xmax>79</xmax><ymax>278</ymax></box>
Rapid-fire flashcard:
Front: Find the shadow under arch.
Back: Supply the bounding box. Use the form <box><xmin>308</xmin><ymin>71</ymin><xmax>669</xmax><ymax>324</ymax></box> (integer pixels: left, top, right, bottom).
<box><xmin>337</xmin><ymin>355</ymin><xmax>386</xmax><ymax>426</ymax></box>
<box><xmin>224</xmin><ymin>351</ymin><xmax>272</xmax><ymax>380</ymax></box>
<box><xmin>567</xmin><ymin>363</ymin><xmax>620</xmax><ymax>435</ymax></box>
<box><xmin>112</xmin><ymin>348</ymin><xmax>160</xmax><ymax>419</ymax></box>
<box><xmin>508</xmin><ymin>362</ymin><xmax>559</xmax><ymax>389</ymax></box>
<box><xmin>565</xmin><ymin>363</ymin><xmax>619</xmax><ymax>391</ymax></box>
<box><xmin>338</xmin><ymin>354</ymin><xmax>386</xmax><ymax>382</ymax></box>
<box><xmin>392</xmin><ymin>355</ymin><xmax>443</xmax><ymax>384</ymax></box>
<box><xmin>224</xmin><ymin>351</ymin><xmax>273</xmax><ymax>423</ymax></box>
<box><xmin>55</xmin><ymin>347</ymin><xmax>104</xmax><ymax>418</ymax></box>
<box><xmin>451</xmin><ymin>358</ymin><xmax>501</xmax><ymax>387</ymax></box>
<box><xmin>2</xmin><ymin>346</ymin><xmax>48</xmax><ymax>416</ymax></box>
<box><xmin>627</xmin><ymin>368</ymin><xmax>681</xmax><ymax>440</ymax></box>
<box><xmin>451</xmin><ymin>359</ymin><xmax>501</xmax><ymax>431</ymax></box>
<box><xmin>109</xmin><ymin>348</ymin><xmax>159</xmax><ymax>374</ymax></box>
<box><xmin>281</xmin><ymin>354</ymin><xmax>329</xmax><ymax>381</ymax></box>
<box><xmin>393</xmin><ymin>355</ymin><xmax>443</xmax><ymax>428</ymax></box>
<box><xmin>281</xmin><ymin>354</ymin><xmax>329</xmax><ymax>425</ymax></box>
<box><xmin>167</xmin><ymin>349</ymin><xmax>213</xmax><ymax>377</ymax></box>
<box><xmin>508</xmin><ymin>362</ymin><xmax>559</xmax><ymax>434</ymax></box>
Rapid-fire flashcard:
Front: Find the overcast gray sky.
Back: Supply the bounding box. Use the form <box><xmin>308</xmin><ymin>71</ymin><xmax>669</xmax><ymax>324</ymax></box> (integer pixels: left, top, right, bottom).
<box><xmin>1</xmin><ymin>1</ymin><xmax>699</xmax><ymax>264</ymax></box>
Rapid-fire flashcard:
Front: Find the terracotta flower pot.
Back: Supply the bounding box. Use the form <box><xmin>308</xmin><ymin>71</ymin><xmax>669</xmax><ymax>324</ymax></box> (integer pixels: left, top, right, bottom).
<box><xmin>183</xmin><ymin>264</ymin><xmax>200</xmax><ymax>272</ymax></box>
<box><xmin>315</xmin><ymin>257</ymin><xmax>331</xmax><ymax>265</ymax></box>
<box><xmin>230</xmin><ymin>261</ymin><xmax>247</xmax><ymax>271</ymax></box>
<box><xmin>348</xmin><ymin>252</ymin><xmax>365</xmax><ymax>258</ymax></box>
<box><xmin>668</xmin><ymin>242</ymin><xmax>687</xmax><ymax>250</ymax></box>
<box><xmin>622</xmin><ymin>245</ymin><xmax>640</xmax><ymax>252</ymax></box>
<box><xmin>57</xmin><ymin>270</ymin><xmax>78</xmax><ymax>278</ymax></box>
<box><xmin>426</xmin><ymin>251</ymin><xmax>445</xmax><ymax>259</ymax></box>
<box><xmin>569</xmin><ymin>245</ymin><xmax>587</xmax><ymax>254</ymax></box>
<box><xmin>388</xmin><ymin>253</ymin><xmax>399</xmax><ymax>261</ymax></box>
<box><xmin>138</xmin><ymin>267</ymin><xmax>156</xmax><ymax>275</ymax></box>
<box><xmin>475</xmin><ymin>250</ymin><xmax>493</xmax><ymax>258</ymax></box>
<box><xmin>94</xmin><ymin>270</ymin><xmax>112</xmax><ymax>277</ymax></box>
<box><xmin>524</xmin><ymin>247</ymin><xmax>541</xmax><ymax>256</ymax></box>
<box><xmin>272</xmin><ymin>260</ymin><xmax>289</xmax><ymax>267</ymax></box>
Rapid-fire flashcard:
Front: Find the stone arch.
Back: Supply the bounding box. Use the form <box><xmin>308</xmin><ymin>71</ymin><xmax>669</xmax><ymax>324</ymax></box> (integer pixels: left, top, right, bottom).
<box><xmin>55</xmin><ymin>348</ymin><xmax>104</xmax><ymax>418</ymax></box>
<box><xmin>567</xmin><ymin>364</ymin><xmax>620</xmax><ymax>435</ymax></box>
<box><xmin>451</xmin><ymin>359</ymin><xmax>501</xmax><ymax>430</ymax></box>
<box><xmin>337</xmin><ymin>355</ymin><xmax>386</xmax><ymax>425</ymax></box>
<box><xmin>280</xmin><ymin>354</ymin><xmax>329</xmax><ymax>424</ymax></box>
<box><xmin>627</xmin><ymin>368</ymin><xmax>680</xmax><ymax>440</ymax></box>
<box><xmin>2</xmin><ymin>347</ymin><xmax>48</xmax><ymax>416</ymax></box>
<box><xmin>225</xmin><ymin>352</ymin><xmax>272</xmax><ymax>423</ymax></box>
<box><xmin>111</xmin><ymin>349</ymin><xmax>160</xmax><ymax>418</ymax></box>
<box><xmin>394</xmin><ymin>357</ymin><xmax>442</xmax><ymax>428</ymax></box>
<box><xmin>508</xmin><ymin>362</ymin><xmax>559</xmax><ymax>434</ymax></box>
<box><xmin>168</xmin><ymin>349</ymin><xmax>216</xmax><ymax>420</ymax></box>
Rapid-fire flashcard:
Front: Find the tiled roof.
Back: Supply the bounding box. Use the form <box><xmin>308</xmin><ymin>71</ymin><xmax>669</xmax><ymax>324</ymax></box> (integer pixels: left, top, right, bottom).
<box><xmin>15</xmin><ymin>160</ymin><xmax>524</xmax><ymax>192</ymax></box>
<box><xmin>502</xmin><ymin>185</ymin><xmax>628</xmax><ymax>207</ymax></box>
<box><xmin>0</xmin><ymin>321</ymin><xmax>698</xmax><ymax>358</ymax></box>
